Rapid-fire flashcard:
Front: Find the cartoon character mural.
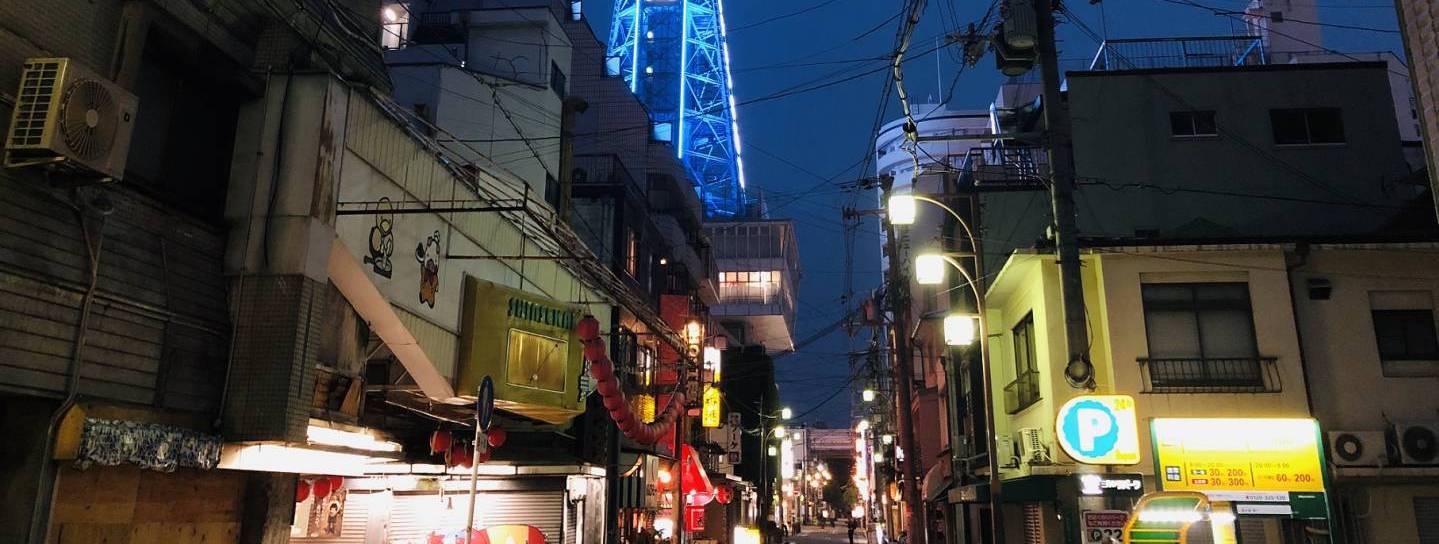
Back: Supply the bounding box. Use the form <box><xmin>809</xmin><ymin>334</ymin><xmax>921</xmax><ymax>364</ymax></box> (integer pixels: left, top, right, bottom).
<box><xmin>416</xmin><ymin>230</ymin><xmax>442</xmax><ymax>308</ymax></box>
<box><xmin>363</xmin><ymin>197</ymin><xmax>395</xmax><ymax>278</ymax></box>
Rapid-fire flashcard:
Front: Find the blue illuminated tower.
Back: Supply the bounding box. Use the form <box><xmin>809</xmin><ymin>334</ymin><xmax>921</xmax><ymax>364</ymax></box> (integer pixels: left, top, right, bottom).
<box><xmin>607</xmin><ymin>0</ymin><xmax>746</xmax><ymax>217</ymax></box>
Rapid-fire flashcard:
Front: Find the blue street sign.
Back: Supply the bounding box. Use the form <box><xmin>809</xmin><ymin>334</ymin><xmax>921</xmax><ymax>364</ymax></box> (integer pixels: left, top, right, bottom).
<box><xmin>477</xmin><ymin>376</ymin><xmax>495</xmax><ymax>431</ymax></box>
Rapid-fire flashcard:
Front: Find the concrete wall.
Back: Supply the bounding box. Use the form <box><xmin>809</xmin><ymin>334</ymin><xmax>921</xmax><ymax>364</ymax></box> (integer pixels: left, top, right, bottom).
<box><xmin>1291</xmin><ymin>246</ymin><xmax>1439</xmax><ymax>431</ymax></box>
<box><xmin>981</xmin><ymin>63</ymin><xmax>1417</xmax><ymax>274</ymax></box>
<box><xmin>1397</xmin><ymin>0</ymin><xmax>1439</xmax><ymax>220</ymax></box>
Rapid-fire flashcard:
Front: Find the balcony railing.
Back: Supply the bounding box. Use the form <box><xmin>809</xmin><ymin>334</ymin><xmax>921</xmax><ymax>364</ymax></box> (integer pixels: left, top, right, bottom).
<box><xmin>1004</xmin><ymin>370</ymin><xmax>1041</xmax><ymax>414</ymax></box>
<box><xmin>1089</xmin><ymin>37</ymin><xmax>1267</xmax><ymax>71</ymax></box>
<box><xmin>1138</xmin><ymin>356</ymin><xmax>1281</xmax><ymax>393</ymax></box>
<box><xmin>956</xmin><ymin>145</ymin><xmax>1050</xmax><ymax>192</ymax></box>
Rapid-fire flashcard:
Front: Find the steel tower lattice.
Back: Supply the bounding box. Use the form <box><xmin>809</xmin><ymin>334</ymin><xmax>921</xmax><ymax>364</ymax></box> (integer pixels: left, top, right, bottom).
<box><xmin>607</xmin><ymin>0</ymin><xmax>746</xmax><ymax>217</ymax></box>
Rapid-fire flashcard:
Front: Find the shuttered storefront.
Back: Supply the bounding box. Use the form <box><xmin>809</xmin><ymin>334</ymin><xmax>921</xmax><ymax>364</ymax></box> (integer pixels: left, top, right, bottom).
<box><xmin>1022</xmin><ymin>504</ymin><xmax>1043</xmax><ymax>544</ymax></box>
<box><xmin>1414</xmin><ymin>497</ymin><xmax>1439</xmax><ymax>544</ymax></box>
<box><xmin>390</xmin><ymin>491</ymin><xmax>565</xmax><ymax>543</ymax></box>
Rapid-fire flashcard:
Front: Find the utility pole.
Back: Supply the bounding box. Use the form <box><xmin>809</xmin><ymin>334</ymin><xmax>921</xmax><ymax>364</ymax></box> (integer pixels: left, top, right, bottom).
<box><xmin>1034</xmin><ymin>0</ymin><xmax>1094</xmax><ymax>388</ymax></box>
<box><xmin>879</xmin><ymin>176</ymin><xmax>925</xmax><ymax>544</ymax></box>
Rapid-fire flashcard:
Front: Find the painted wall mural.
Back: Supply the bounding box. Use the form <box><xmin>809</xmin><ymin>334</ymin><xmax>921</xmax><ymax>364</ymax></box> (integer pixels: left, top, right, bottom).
<box><xmin>416</xmin><ymin>230</ymin><xmax>442</xmax><ymax>308</ymax></box>
<box><xmin>363</xmin><ymin>197</ymin><xmax>396</xmax><ymax>278</ymax></box>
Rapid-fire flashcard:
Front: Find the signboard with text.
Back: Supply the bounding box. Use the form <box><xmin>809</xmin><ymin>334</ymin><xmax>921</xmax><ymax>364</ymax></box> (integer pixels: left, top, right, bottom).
<box><xmin>1079</xmin><ymin>510</ymin><xmax>1127</xmax><ymax>544</ymax></box>
<box><xmin>1152</xmin><ymin>418</ymin><xmax>1325</xmax><ymax>493</ymax></box>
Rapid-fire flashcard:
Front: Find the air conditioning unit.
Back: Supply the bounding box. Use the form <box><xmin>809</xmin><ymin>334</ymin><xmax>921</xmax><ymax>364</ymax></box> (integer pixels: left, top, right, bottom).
<box><xmin>995</xmin><ymin>434</ymin><xmax>1016</xmax><ymax>467</ymax></box>
<box><xmin>1018</xmin><ymin>427</ymin><xmax>1047</xmax><ymax>464</ymax></box>
<box><xmin>5</xmin><ymin>58</ymin><xmax>137</xmax><ymax>181</ymax></box>
<box><xmin>1327</xmin><ymin>431</ymin><xmax>1388</xmax><ymax>467</ymax></box>
<box><xmin>1396</xmin><ymin>422</ymin><xmax>1439</xmax><ymax>466</ymax></box>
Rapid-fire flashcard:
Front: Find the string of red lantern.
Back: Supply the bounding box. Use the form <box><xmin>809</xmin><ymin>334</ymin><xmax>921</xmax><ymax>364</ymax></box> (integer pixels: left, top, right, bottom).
<box><xmin>577</xmin><ymin>315</ymin><xmax>684</xmax><ymax>445</ymax></box>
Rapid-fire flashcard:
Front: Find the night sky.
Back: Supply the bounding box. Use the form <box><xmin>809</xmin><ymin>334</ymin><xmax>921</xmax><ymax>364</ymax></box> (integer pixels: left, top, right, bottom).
<box><xmin>583</xmin><ymin>0</ymin><xmax>1406</xmax><ymax>427</ymax></box>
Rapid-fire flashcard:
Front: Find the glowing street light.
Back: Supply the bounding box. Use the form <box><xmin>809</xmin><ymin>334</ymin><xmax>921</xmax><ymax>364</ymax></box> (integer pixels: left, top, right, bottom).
<box><xmin>768</xmin><ymin>446</ymin><xmax>777</xmax><ymax>457</ymax></box>
<box><xmin>774</xmin><ymin>425</ymin><xmax>786</xmax><ymax>438</ymax></box>
<box><xmin>915</xmin><ymin>254</ymin><xmax>947</xmax><ymax>285</ymax></box>
<box><xmin>944</xmin><ymin>314</ymin><xmax>979</xmax><ymax>346</ymax></box>
<box><xmin>881</xmin><ymin>433</ymin><xmax>894</xmax><ymax>445</ymax></box>
<box><xmin>887</xmin><ymin>194</ymin><xmax>917</xmax><ymax>225</ymax></box>
<box><xmin>781</xmin><ymin>407</ymin><xmax>792</xmax><ymax>420</ymax></box>
<box><xmin>855</xmin><ymin>419</ymin><xmax>870</xmax><ymax>433</ymax></box>
<box><xmin>862</xmin><ymin>388</ymin><xmax>875</xmax><ymax>403</ymax></box>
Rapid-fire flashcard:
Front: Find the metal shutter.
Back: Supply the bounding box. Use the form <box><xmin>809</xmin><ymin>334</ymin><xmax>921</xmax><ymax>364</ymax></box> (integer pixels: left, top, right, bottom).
<box><xmin>1237</xmin><ymin>518</ymin><xmax>1272</xmax><ymax>544</ymax></box>
<box><xmin>1415</xmin><ymin>497</ymin><xmax>1439</xmax><ymax>544</ymax></box>
<box><xmin>390</xmin><ymin>491</ymin><xmax>565</xmax><ymax>543</ymax></box>
<box><xmin>293</xmin><ymin>491</ymin><xmax>370</xmax><ymax>544</ymax></box>
<box><xmin>1023</xmin><ymin>504</ymin><xmax>1043</xmax><ymax>544</ymax></box>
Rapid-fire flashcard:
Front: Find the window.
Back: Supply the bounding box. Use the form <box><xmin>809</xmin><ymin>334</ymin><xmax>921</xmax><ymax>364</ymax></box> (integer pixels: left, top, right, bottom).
<box><xmin>1270</xmin><ymin>108</ymin><xmax>1345</xmax><ymax>145</ymax></box>
<box><xmin>718</xmin><ymin>270</ymin><xmax>782</xmax><ymax>304</ymax></box>
<box><xmin>1005</xmin><ymin>313</ymin><xmax>1040</xmax><ymax>413</ymax></box>
<box><xmin>1140</xmin><ymin>283</ymin><xmax>1273</xmax><ymax>392</ymax></box>
<box><xmin>1169</xmin><ymin>110</ymin><xmax>1217</xmax><ymax>137</ymax></box>
<box><xmin>625</xmin><ymin>229</ymin><xmax>638</xmax><ymax>278</ymax></box>
<box><xmin>381</xmin><ymin>4</ymin><xmax>410</xmax><ymax>49</ymax></box>
<box><xmin>1371</xmin><ymin>291</ymin><xmax>1439</xmax><ymax>376</ymax></box>
<box><xmin>550</xmin><ymin>61</ymin><xmax>567</xmax><ymax>99</ymax></box>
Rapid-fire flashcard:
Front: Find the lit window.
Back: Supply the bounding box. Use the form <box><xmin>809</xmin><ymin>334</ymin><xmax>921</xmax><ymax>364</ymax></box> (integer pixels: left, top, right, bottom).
<box><xmin>380</xmin><ymin>4</ymin><xmax>410</xmax><ymax>50</ymax></box>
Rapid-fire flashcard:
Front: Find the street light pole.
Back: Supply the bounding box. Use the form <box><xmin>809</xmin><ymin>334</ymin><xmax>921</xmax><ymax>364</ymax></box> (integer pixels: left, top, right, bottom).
<box><xmin>880</xmin><ymin>177</ymin><xmax>926</xmax><ymax>544</ymax></box>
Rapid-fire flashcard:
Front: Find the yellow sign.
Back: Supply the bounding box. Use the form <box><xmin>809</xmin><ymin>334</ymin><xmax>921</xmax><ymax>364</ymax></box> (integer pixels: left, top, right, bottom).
<box><xmin>1056</xmin><ymin>395</ymin><xmax>1141</xmax><ymax>465</ymax></box>
<box><xmin>1152</xmin><ymin>418</ymin><xmax>1324</xmax><ymax>493</ymax></box>
<box><xmin>702</xmin><ymin>385</ymin><xmax>722</xmax><ymax>428</ymax></box>
<box><xmin>458</xmin><ymin>278</ymin><xmax>584</xmax><ymax>424</ymax></box>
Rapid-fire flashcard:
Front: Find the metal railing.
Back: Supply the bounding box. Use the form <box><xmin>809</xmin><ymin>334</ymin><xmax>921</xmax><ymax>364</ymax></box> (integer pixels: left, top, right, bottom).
<box><xmin>1089</xmin><ymin>37</ymin><xmax>1267</xmax><ymax>71</ymax></box>
<box><xmin>1138</xmin><ymin>356</ymin><xmax>1281</xmax><ymax>393</ymax></box>
<box><xmin>1004</xmin><ymin>370</ymin><xmax>1041</xmax><ymax>414</ymax></box>
<box><xmin>956</xmin><ymin>144</ymin><xmax>1050</xmax><ymax>191</ymax></box>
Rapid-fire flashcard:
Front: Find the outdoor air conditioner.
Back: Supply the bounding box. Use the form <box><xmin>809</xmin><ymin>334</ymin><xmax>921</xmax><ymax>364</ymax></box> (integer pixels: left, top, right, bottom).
<box><xmin>1327</xmin><ymin>431</ymin><xmax>1388</xmax><ymax>467</ymax></box>
<box><xmin>4</xmin><ymin>58</ymin><xmax>137</xmax><ymax>181</ymax></box>
<box><xmin>1018</xmin><ymin>427</ymin><xmax>1047</xmax><ymax>464</ymax></box>
<box><xmin>1395</xmin><ymin>422</ymin><xmax>1439</xmax><ymax>466</ymax></box>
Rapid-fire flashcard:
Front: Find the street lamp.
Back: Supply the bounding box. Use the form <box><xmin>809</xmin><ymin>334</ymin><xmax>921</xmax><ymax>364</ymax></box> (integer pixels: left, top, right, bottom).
<box><xmin>944</xmin><ymin>314</ymin><xmax>979</xmax><ymax>346</ymax></box>
<box><xmin>774</xmin><ymin>425</ymin><xmax>786</xmax><ymax>439</ymax></box>
<box><xmin>780</xmin><ymin>407</ymin><xmax>792</xmax><ymax>420</ymax></box>
<box><xmin>862</xmin><ymin>388</ymin><xmax>876</xmax><ymax>403</ymax></box>
<box><xmin>887</xmin><ymin>194</ymin><xmax>918</xmax><ymax>225</ymax></box>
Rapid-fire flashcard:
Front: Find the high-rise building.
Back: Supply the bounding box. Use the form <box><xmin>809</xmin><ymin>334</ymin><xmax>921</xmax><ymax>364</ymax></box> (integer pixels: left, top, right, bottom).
<box><xmin>607</xmin><ymin>0</ymin><xmax>747</xmax><ymax>217</ymax></box>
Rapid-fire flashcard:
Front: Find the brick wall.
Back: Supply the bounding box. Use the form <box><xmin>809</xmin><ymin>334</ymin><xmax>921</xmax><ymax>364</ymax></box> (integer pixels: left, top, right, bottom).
<box><xmin>1398</xmin><ymin>0</ymin><xmax>1439</xmax><ymax>210</ymax></box>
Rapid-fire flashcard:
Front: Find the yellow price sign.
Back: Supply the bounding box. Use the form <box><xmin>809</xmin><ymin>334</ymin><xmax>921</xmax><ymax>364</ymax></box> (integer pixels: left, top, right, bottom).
<box><xmin>701</xmin><ymin>385</ymin><xmax>722</xmax><ymax>428</ymax></box>
<box><xmin>1152</xmin><ymin>418</ymin><xmax>1324</xmax><ymax>493</ymax></box>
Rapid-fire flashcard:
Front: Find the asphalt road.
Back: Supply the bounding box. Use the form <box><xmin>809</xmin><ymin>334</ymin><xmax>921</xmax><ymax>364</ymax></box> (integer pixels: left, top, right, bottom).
<box><xmin>784</xmin><ymin>525</ymin><xmax>865</xmax><ymax>544</ymax></box>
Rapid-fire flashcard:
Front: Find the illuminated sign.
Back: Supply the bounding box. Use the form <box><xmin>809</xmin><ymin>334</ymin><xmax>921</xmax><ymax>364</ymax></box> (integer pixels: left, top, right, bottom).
<box><xmin>1152</xmin><ymin>418</ymin><xmax>1324</xmax><ymax>493</ymax></box>
<box><xmin>458</xmin><ymin>278</ymin><xmax>584</xmax><ymax>424</ymax></box>
<box><xmin>1055</xmin><ymin>395</ymin><xmax>1141</xmax><ymax>465</ymax></box>
<box><xmin>702</xmin><ymin>385</ymin><xmax>722</xmax><ymax>428</ymax></box>
<box><xmin>1077</xmin><ymin>473</ymin><xmax>1144</xmax><ymax>496</ymax></box>
<box><xmin>704</xmin><ymin>346</ymin><xmax>721</xmax><ymax>382</ymax></box>
<box><xmin>1079</xmin><ymin>510</ymin><xmax>1127</xmax><ymax>544</ymax></box>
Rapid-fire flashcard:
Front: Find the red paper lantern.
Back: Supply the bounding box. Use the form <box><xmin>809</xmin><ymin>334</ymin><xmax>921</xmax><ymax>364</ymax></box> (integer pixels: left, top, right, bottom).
<box><xmin>430</xmin><ymin>430</ymin><xmax>452</xmax><ymax>454</ymax></box>
<box><xmin>452</xmin><ymin>443</ymin><xmax>473</xmax><ymax>468</ymax></box>
<box><xmin>312</xmin><ymin>477</ymin><xmax>332</xmax><ymax>501</ymax></box>
<box><xmin>577</xmin><ymin>315</ymin><xmax>601</xmax><ymax>340</ymax></box>
<box><xmin>475</xmin><ymin>448</ymin><xmax>492</xmax><ymax>464</ymax></box>
<box><xmin>487</xmin><ymin>427</ymin><xmax>508</xmax><ymax>448</ymax></box>
<box><xmin>295</xmin><ymin>480</ymin><xmax>311</xmax><ymax>503</ymax></box>
<box><xmin>328</xmin><ymin>476</ymin><xmax>344</xmax><ymax>491</ymax></box>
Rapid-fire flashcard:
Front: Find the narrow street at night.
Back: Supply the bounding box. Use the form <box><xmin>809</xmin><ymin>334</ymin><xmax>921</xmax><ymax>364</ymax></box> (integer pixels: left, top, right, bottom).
<box><xmin>2</xmin><ymin>0</ymin><xmax>1439</xmax><ymax>543</ymax></box>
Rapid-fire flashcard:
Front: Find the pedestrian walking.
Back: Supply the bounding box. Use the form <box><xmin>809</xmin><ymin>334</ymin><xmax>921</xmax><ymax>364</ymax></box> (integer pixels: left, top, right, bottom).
<box><xmin>847</xmin><ymin>518</ymin><xmax>857</xmax><ymax>544</ymax></box>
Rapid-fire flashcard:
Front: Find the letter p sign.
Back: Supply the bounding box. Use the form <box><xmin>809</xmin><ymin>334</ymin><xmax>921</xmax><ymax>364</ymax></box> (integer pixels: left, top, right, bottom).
<box><xmin>1056</xmin><ymin>395</ymin><xmax>1141</xmax><ymax>465</ymax></box>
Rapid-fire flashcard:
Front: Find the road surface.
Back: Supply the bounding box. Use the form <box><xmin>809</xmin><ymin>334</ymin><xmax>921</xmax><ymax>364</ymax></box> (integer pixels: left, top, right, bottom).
<box><xmin>784</xmin><ymin>524</ymin><xmax>871</xmax><ymax>544</ymax></box>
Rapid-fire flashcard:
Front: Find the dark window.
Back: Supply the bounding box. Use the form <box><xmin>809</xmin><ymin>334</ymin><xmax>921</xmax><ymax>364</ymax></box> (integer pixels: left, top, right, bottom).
<box><xmin>1373</xmin><ymin>310</ymin><xmax>1439</xmax><ymax>361</ymax></box>
<box><xmin>1140</xmin><ymin>283</ymin><xmax>1272</xmax><ymax>391</ymax></box>
<box><xmin>1005</xmin><ymin>313</ymin><xmax>1040</xmax><ymax>413</ymax></box>
<box><xmin>1271</xmin><ymin>108</ymin><xmax>1345</xmax><ymax>145</ymax></box>
<box><xmin>1169</xmin><ymin>110</ymin><xmax>1217</xmax><ymax>137</ymax></box>
<box><xmin>550</xmin><ymin>61</ymin><xmax>567</xmax><ymax>99</ymax></box>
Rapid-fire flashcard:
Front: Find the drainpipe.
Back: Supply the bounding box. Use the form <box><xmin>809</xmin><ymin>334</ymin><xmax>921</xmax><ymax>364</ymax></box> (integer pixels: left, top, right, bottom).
<box><xmin>29</xmin><ymin>190</ymin><xmax>110</xmax><ymax>544</ymax></box>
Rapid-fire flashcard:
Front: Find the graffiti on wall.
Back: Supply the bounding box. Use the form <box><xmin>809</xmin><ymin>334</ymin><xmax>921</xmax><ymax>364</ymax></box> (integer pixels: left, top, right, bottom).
<box><xmin>363</xmin><ymin>197</ymin><xmax>395</xmax><ymax>278</ymax></box>
<box><xmin>416</xmin><ymin>230</ymin><xmax>442</xmax><ymax>308</ymax></box>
